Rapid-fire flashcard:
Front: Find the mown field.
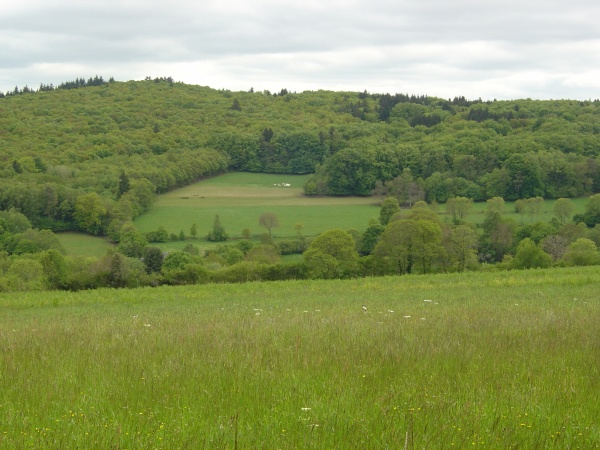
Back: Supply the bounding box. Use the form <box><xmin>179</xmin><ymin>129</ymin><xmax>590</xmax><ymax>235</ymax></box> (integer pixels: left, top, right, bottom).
<box><xmin>1</xmin><ymin>267</ymin><xmax>598</xmax><ymax>448</ymax></box>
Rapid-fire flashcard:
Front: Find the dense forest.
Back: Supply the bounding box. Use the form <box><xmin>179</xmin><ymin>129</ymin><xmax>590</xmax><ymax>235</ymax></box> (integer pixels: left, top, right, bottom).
<box><xmin>2</xmin><ymin>77</ymin><xmax>600</xmax><ymax>292</ymax></box>
<box><xmin>2</xmin><ymin>77</ymin><xmax>600</xmax><ymax>234</ymax></box>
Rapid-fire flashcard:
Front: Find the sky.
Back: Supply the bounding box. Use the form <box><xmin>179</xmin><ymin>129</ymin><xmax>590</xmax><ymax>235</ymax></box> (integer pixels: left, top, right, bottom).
<box><xmin>1</xmin><ymin>0</ymin><xmax>600</xmax><ymax>100</ymax></box>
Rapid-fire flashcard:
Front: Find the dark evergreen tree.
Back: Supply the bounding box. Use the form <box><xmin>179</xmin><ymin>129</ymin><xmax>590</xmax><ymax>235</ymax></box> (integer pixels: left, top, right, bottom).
<box><xmin>143</xmin><ymin>246</ymin><xmax>164</xmax><ymax>274</ymax></box>
<box><xmin>207</xmin><ymin>215</ymin><xmax>228</xmax><ymax>242</ymax></box>
<box><xmin>117</xmin><ymin>171</ymin><xmax>131</xmax><ymax>198</ymax></box>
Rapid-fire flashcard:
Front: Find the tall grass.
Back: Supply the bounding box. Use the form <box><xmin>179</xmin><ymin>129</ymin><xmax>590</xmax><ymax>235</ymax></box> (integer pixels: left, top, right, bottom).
<box><xmin>1</xmin><ymin>267</ymin><xmax>598</xmax><ymax>448</ymax></box>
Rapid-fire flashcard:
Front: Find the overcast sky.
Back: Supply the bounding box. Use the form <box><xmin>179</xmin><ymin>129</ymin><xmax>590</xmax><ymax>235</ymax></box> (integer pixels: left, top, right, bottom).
<box><xmin>2</xmin><ymin>0</ymin><xmax>599</xmax><ymax>100</ymax></box>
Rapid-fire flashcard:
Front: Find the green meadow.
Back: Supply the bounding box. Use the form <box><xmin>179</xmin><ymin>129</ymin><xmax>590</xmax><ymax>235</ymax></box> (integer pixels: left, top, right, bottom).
<box><xmin>55</xmin><ymin>232</ymin><xmax>114</xmax><ymax>258</ymax></box>
<box><xmin>51</xmin><ymin>173</ymin><xmax>588</xmax><ymax>257</ymax></box>
<box><xmin>1</xmin><ymin>267</ymin><xmax>598</xmax><ymax>448</ymax></box>
<box><xmin>466</xmin><ymin>197</ymin><xmax>587</xmax><ymax>225</ymax></box>
<box><xmin>133</xmin><ymin>172</ymin><xmax>379</xmax><ymax>239</ymax></box>
<box><xmin>133</xmin><ymin>172</ymin><xmax>587</xmax><ymax>238</ymax></box>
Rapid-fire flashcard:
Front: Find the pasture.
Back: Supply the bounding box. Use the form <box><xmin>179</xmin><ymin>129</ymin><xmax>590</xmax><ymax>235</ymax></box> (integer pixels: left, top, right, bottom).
<box><xmin>133</xmin><ymin>172</ymin><xmax>379</xmax><ymax>239</ymax></box>
<box><xmin>52</xmin><ymin>173</ymin><xmax>588</xmax><ymax>258</ymax></box>
<box><xmin>55</xmin><ymin>232</ymin><xmax>114</xmax><ymax>258</ymax></box>
<box><xmin>1</xmin><ymin>267</ymin><xmax>598</xmax><ymax>448</ymax></box>
<box><xmin>132</xmin><ymin>172</ymin><xmax>587</xmax><ymax>251</ymax></box>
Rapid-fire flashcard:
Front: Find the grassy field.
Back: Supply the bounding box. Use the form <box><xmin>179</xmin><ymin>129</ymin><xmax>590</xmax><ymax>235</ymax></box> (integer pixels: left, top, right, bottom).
<box><xmin>56</xmin><ymin>173</ymin><xmax>589</xmax><ymax>257</ymax></box>
<box><xmin>134</xmin><ymin>172</ymin><xmax>379</xmax><ymax>239</ymax></box>
<box><xmin>55</xmin><ymin>232</ymin><xmax>114</xmax><ymax>258</ymax></box>
<box><xmin>466</xmin><ymin>197</ymin><xmax>587</xmax><ymax>225</ymax></box>
<box><xmin>1</xmin><ymin>267</ymin><xmax>598</xmax><ymax>448</ymax></box>
<box><xmin>133</xmin><ymin>172</ymin><xmax>587</xmax><ymax>247</ymax></box>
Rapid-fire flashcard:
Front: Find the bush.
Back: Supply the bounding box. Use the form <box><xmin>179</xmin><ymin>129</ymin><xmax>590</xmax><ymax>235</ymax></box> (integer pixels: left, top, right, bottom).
<box><xmin>277</xmin><ymin>239</ymin><xmax>308</xmax><ymax>255</ymax></box>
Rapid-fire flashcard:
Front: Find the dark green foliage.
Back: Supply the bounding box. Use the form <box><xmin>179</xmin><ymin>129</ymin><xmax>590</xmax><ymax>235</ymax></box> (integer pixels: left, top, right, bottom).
<box><xmin>479</xmin><ymin>212</ymin><xmax>517</xmax><ymax>262</ymax></box>
<box><xmin>516</xmin><ymin>222</ymin><xmax>557</xmax><ymax>244</ymax></box>
<box><xmin>146</xmin><ymin>226</ymin><xmax>169</xmax><ymax>243</ymax></box>
<box><xmin>207</xmin><ymin>215</ymin><xmax>228</xmax><ymax>242</ymax></box>
<box><xmin>504</xmin><ymin>154</ymin><xmax>544</xmax><ymax>200</ymax></box>
<box><xmin>581</xmin><ymin>194</ymin><xmax>600</xmax><ymax>227</ymax></box>
<box><xmin>361</xmin><ymin>223</ymin><xmax>385</xmax><ymax>255</ymax></box>
<box><xmin>236</xmin><ymin>239</ymin><xmax>254</xmax><ymax>255</ymax></box>
<box><xmin>260</xmin><ymin>261</ymin><xmax>308</xmax><ymax>281</ymax></box>
<box><xmin>117</xmin><ymin>226</ymin><xmax>148</xmax><ymax>258</ymax></box>
<box><xmin>39</xmin><ymin>249</ymin><xmax>68</xmax><ymax>290</ymax></box>
<box><xmin>373</xmin><ymin>218</ymin><xmax>443</xmax><ymax>275</ymax></box>
<box><xmin>93</xmin><ymin>252</ymin><xmax>145</xmax><ymax>289</ymax></box>
<box><xmin>321</xmin><ymin>148</ymin><xmax>378</xmax><ymax>195</ymax></box>
<box><xmin>277</xmin><ymin>239</ymin><xmax>308</xmax><ymax>255</ymax></box>
<box><xmin>11</xmin><ymin>160</ymin><xmax>22</xmax><ymax>174</ymax></box>
<box><xmin>511</xmin><ymin>238</ymin><xmax>552</xmax><ymax>269</ymax></box>
<box><xmin>143</xmin><ymin>246</ymin><xmax>164</xmax><ymax>274</ymax></box>
<box><xmin>379</xmin><ymin>197</ymin><xmax>400</xmax><ymax>226</ymax></box>
<box><xmin>117</xmin><ymin>171</ymin><xmax>130</xmax><ymax>198</ymax></box>
<box><xmin>162</xmin><ymin>251</ymin><xmax>193</xmax><ymax>271</ymax></box>
<box><xmin>303</xmin><ymin>229</ymin><xmax>359</xmax><ymax>278</ymax></box>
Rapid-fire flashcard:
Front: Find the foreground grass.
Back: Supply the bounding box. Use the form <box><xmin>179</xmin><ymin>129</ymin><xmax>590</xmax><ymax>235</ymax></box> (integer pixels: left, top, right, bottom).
<box><xmin>1</xmin><ymin>267</ymin><xmax>599</xmax><ymax>448</ymax></box>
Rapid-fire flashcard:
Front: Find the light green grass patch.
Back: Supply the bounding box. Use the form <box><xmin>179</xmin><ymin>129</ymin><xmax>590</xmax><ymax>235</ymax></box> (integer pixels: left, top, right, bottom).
<box><xmin>457</xmin><ymin>197</ymin><xmax>587</xmax><ymax>225</ymax></box>
<box><xmin>56</xmin><ymin>232</ymin><xmax>113</xmax><ymax>257</ymax></box>
<box><xmin>135</xmin><ymin>172</ymin><xmax>379</xmax><ymax>239</ymax></box>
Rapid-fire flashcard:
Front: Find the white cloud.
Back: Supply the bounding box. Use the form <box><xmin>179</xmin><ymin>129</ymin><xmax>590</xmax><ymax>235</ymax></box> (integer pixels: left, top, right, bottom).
<box><xmin>1</xmin><ymin>0</ymin><xmax>599</xmax><ymax>99</ymax></box>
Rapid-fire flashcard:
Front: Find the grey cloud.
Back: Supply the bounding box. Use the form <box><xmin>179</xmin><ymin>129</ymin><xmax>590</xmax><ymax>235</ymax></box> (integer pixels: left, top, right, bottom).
<box><xmin>0</xmin><ymin>0</ymin><xmax>599</xmax><ymax>99</ymax></box>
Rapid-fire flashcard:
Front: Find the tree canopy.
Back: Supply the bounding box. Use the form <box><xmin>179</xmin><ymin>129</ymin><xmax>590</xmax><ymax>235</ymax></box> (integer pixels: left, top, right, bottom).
<box><xmin>3</xmin><ymin>78</ymin><xmax>600</xmax><ymax>235</ymax></box>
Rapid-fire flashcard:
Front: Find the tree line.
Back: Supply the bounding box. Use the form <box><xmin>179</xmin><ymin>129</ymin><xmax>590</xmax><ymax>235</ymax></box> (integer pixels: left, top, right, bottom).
<box><xmin>3</xmin><ymin>194</ymin><xmax>600</xmax><ymax>292</ymax></box>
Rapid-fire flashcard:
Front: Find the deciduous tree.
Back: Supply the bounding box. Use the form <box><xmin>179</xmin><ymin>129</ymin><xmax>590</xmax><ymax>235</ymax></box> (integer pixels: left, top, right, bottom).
<box><xmin>373</xmin><ymin>219</ymin><xmax>443</xmax><ymax>274</ymax></box>
<box><xmin>73</xmin><ymin>193</ymin><xmax>108</xmax><ymax>235</ymax></box>
<box><xmin>553</xmin><ymin>198</ymin><xmax>574</xmax><ymax>225</ymax></box>
<box><xmin>447</xmin><ymin>225</ymin><xmax>478</xmax><ymax>272</ymax></box>
<box><xmin>259</xmin><ymin>212</ymin><xmax>280</xmax><ymax>238</ymax></box>
<box><xmin>303</xmin><ymin>229</ymin><xmax>358</xmax><ymax>278</ymax></box>
<box><xmin>511</xmin><ymin>238</ymin><xmax>552</xmax><ymax>269</ymax></box>
<box><xmin>445</xmin><ymin>197</ymin><xmax>473</xmax><ymax>223</ymax></box>
<box><xmin>379</xmin><ymin>197</ymin><xmax>400</xmax><ymax>226</ymax></box>
<box><xmin>564</xmin><ymin>238</ymin><xmax>600</xmax><ymax>266</ymax></box>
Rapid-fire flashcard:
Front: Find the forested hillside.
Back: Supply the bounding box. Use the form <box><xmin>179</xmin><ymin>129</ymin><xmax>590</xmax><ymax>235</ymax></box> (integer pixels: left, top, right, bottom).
<box><xmin>2</xmin><ymin>77</ymin><xmax>600</xmax><ymax>234</ymax></box>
